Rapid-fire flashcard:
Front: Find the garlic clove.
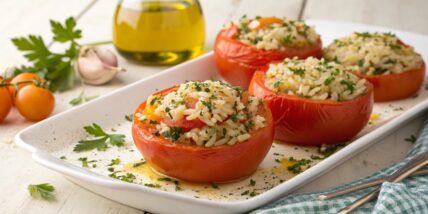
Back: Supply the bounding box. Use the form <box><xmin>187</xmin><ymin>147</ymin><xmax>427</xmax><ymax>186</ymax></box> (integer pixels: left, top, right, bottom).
<box><xmin>76</xmin><ymin>46</ymin><xmax>126</xmax><ymax>85</ymax></box>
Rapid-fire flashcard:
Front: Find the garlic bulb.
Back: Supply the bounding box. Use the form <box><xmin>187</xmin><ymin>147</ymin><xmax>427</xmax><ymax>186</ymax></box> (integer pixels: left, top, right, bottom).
<box><xmin>76</xmin><ymin>46</ymin><xmax>125</xmax><ymax>85</ymax></box>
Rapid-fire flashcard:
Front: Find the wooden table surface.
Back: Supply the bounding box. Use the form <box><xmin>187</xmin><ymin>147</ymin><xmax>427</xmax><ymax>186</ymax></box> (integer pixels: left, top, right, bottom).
<box><xmin>1</xmin><ymin>0</ymin><xmax>427</xmax><ymax>213</ymax></box>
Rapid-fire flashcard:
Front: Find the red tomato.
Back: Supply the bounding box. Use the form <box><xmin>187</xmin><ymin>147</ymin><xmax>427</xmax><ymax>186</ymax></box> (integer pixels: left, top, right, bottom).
<box><xmin>0</xmin><ymin>84</ymin><xmax>12</xmax><ymax>123</ymax></box>
<box><xmin>15</xmin><ymin>85</ymin><xmax>55</xmax><ymax>121</ymax></box>
<box><xmin>354</xmin><ymin>62</ymin><xmax>425</xmax><ymax>102</ymax></box>
<box><xmin>132</xmin><ymin>89</ymin><xmax>274</xmax><ymax>183</ymax></box>
<box><xmin>214</xmin><ymin>24</ymin><xmax>322</xmax><ymax>89</ymax></box>
<box><xmin>248</xmin><ymin>71</ymin><xmax>374</xmax><ymax>145</ymax></box>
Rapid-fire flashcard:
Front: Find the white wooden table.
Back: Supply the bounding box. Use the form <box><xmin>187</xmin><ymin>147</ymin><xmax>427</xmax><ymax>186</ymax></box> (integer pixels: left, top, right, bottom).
<box><xmin>1</xmin><ymin>0</ymin><xmax>427</xmax><ymax>213</ymax></box>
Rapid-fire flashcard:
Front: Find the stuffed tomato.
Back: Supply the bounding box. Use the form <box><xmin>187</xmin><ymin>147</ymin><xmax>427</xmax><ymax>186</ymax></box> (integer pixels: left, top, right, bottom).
<box><xmin>249</xmin><ymin>57</ymin><xmax>374</xmax><ymax>145</ymax></box>
<box><xmin>324</xmin><ymin>32</ymin><xmax>425</xmax><ymax>102</ymax></box>
<box><xmin>214</xmin><ymin>16</ymin><xmax>322</xmax><ymax>89</ymax></box>
<box><xmin>132</xmin><ymin>80</ymin><xmax>274</xmax><ymax>183</ymax></box>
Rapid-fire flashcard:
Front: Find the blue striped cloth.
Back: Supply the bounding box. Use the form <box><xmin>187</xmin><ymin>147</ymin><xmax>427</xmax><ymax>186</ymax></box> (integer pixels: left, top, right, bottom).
<box><xmin>253</xmin><ymin>117</ymin><xmax>428</xmax><ymax>214</ymax></box>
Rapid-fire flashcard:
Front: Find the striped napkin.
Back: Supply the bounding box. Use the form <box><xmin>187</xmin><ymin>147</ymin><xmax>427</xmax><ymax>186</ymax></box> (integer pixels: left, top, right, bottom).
<box><xmin>253</xmin><ymin>116</ymin><xmax>428</xmax><ymax>214</ymax></box>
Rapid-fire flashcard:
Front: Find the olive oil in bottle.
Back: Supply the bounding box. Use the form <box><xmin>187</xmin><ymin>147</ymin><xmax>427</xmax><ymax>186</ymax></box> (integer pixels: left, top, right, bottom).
<box><xmin>113</xmin><ymin>0</ymin><xmax>205</xmax><ymax>65</ymax></box>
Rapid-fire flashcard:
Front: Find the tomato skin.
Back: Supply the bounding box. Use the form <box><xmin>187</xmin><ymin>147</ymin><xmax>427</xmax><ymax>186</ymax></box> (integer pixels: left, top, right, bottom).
<box><xmin>0</xmin><ymin>86</ymin><xmax>12</xmax><ymax>123</ymax></box>
<box><xmin>214</xmin><ymin>24</ymin><xmax>322</xmax><ymax>89</ymax></box>
<box><xmin>248</xmin><ymin>71</ymin><xmax>374</xmax><ymax>145</ymax></box>
<box><xmin>354</xmin><ymin>62</ymin><xmax>425</xmax><ymax>102</ymax></box>
<box><xmin>132</xmin><ymin>91</ymin><xmax>274</xmax><ymax>183</ymax></box>
<box><xmin>15</xmin><ymin>85</ymin><xmax>54</xmax><ymax>121</ymax></box>
<box><xmin>8</xmin><ymin>73</ymin><xmax>41</xmax><ymax>98</ymax></box>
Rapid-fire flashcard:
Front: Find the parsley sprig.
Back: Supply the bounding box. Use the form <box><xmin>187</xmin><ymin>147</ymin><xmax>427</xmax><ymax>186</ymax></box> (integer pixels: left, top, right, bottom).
<box><xmin>73</xmin><ymin>123</ymin><xmax>126</xmax><ymax>152</ymax></box>
<box><xmin>12</xmin><ymin>17</ymin><xmax>82</xmax><ymax>92</ymax></box>
<box><xmin>28</xmin><ymin>183</ymin><xmax>56</xmax><ymax>201</ymax></box>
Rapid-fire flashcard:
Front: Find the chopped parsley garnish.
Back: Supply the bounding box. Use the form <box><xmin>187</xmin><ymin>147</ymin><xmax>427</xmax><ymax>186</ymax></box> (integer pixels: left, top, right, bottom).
<box><xmin>355</xmin><ymin>32</ymin><xmax>372</xmax><ymax>38</ymax></box>
<box><xmin>231</xmin><ymin>113</ymin><xmax>239</xmax><ymax>122</ymax></box>
<box><xmin>133</xmin><ymin>160</ymin><xmax>146</xmax><ymax>167</ymax></box>
<box><xmin>211</xmin><ymin>183</ymin><xmax>219</xmax><ymax>189</ymax></box>
<box><xmin>249</xmin><ymin>191</ymin><xmax>258</xmax><ymax>197</ymax></box>
<box><xmin>358</xmin><ymin>59</ymin><xmax>365</xmax><ymax>67</ymax></box>
<box><xmin>28</xmin><ymin>183</ymin><xmax>56</xmax><ymax>201</ymax></box>
<box><xmin>289</xmin><ymin>67</ymin><xmax>305</xmax><ymax>75</ymax></box>
<box><xmin>162</xmin><ymin>127</ymin><xmax>183</xmax><ymax>141</ymax></box>
<box><xmin>405</xmin><ymin>135</ymin><xmax>417</xmax><ymax>144</ymax></box>
<box><xmin>283</xmin><ymin>34</ymin><xmax>293</xmax><ymax>44</ymax></box>
<box><xmin>73</xmin><ymin>123</ymin><xmax>126</xmax><ymax>152</ymax></box>
<box><xmin>107</xmin><ymin>158</ymin><xmax>121</xmax><ymax>166</ymax></box>
<box><xmin>109</xmin><ymin>172</ymin><xmax>136</xmax><ymax>183</ymax></box>
<box><xmin>373</xmin><ymin>67</ymin><xmax>388</xmax><ymax>75</ymax></box>
<box><xmin>384</xmin><ymin>59</ymin><xmax>397</xmax><ymax>64</ymax></box>
<box><xmin>324</xmin><ymin>76</ymin><xmax>335</xmax><ymax>85</ymax></box>
<box><xmin>389</xmin><ymin>43</ymin><xmax>401</xmax><ymax>49</ymax></box>
<box><xmin>201</xmin><ymin>100</ymin><xmax>213</xmax><ymax>112</ymax></box>
<box><xmin>273</xmin><ymin>81</ymin><xmax>282</xmax><ymax>88</ymax></box>
<box><xmin>125</xmin><ymin>113</ymin><xmax>133</xmax><ymax>122</ymax></box>
<box><xmin>78</xmin><ymin>157</ymin><xmax>97</xmax><ymax>168</ymax></box>
<box><xmin>144</xmin><ymin>183</ymin><xmax>161</xmax><ymax>188</ymax></box>
<box><xmin>287</xmin><ymin>157</ymin><xmax>312</xmax><ymax>174</ymax></box>
<box><xmin>241</xmin><ymin>190</ymin><xmax>250</xmax><ymax>195</ymax></box>
<box><xmin>250</xmin><ymin>179</ymin><xmax>256</xmax><ymax>186</ymax></box>
<box><xmin>59</xmin><ymin>156</ymin><xmax>66</xmax><ymax>160</ymax></box>
<box><xmin>158</xmin><ymin>177</ymin><xmax>173</xmax><ymax>182</ymax></box>
<box><xmin>340</xmin><ymin>80</ymin><xmax>355</xmax><ymax>93</ymax></box>
<box><xmin>318</xmin><ymin>144</ymin><xmax>345</xmax><ymax>158</ymax></box>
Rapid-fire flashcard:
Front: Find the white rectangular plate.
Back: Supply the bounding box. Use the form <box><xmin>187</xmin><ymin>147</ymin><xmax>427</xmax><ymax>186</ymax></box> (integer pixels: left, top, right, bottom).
<box><xmin>16</xmin><ymin>20</ymin><xmax>428</xmax><ymax>214</ymax></box>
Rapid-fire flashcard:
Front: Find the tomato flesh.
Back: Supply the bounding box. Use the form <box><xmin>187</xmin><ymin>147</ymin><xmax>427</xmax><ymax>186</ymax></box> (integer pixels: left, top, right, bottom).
<box><xmin>214</xmin><ymin>24</ymin><xmax>322</xmax><ymax>89</ymax></box>
<box><xmin>132</xmin><ymin>89</ymin><xmax>274</xmax><ymax>183</ymax></box>
<box><xmin>248</xmin><ymin>71</ymin><xmax>374</xmax><ymax>145</ymax></box>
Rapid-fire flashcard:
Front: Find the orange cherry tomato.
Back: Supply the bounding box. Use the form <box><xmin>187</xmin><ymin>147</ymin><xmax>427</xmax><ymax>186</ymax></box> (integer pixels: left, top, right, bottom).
<box><xmin>132</xmin><ymin>87</ymin><xmax>274</xmax><ymax>183</ymax></box>
<box><xmin>354</xmin><ymin>62</ymin><xmax>425</xmax><ymax>102</ymax></box>
<box><xmin>214</xmin><ymin>24</ymin><xmax>322</xmax><ymax>89</ymax></box>
<box><xmin>8</xmin><ymin>73</ymin><xmax>42</xmax><ymax>98</ymax></box>
<box><xmin>248</xmin><ymin>17</ymin><xmax>283</xmax><ymax>31</ymax></box>
<box><xmin>248</xmin><ymin>70</ymin><xmax>374</xmax><ymax>145</ymax></box>
<box><xmin>0</xmin><ymin>81</ymin><xmax>12</xmax><ymax>123</ymax></box>
<box><xmin>15</xmin><ymin>85</ymin><xmax>54</xmax><ymax>121</ymax></box>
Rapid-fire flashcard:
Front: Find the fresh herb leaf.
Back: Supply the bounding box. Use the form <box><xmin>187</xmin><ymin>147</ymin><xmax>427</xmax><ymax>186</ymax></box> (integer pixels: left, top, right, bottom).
<box><xmin>28</xmin><ymin>183</ymin><xmax>56</xmax><ymax>201</ymax></box>
<box><xmin>50</xmin><ymin>17</ymin><xmax>82</xmax><ymax>43</ymax></box>
<box><xmin>78</xmin><ymin>157</ymin><xmax>97</xmax><ymax>168</ymax></box>
<box><xmin>74</xmin><ymin>137</ymin><xmax>109</xmax><ymax>152</ymax></box>
<box><xmin>12</xmin><ymin>17</ymin><xmax>82</xmax><ymax>92</ymax></box>
<box><xmin>73</xmin><ymin>123</ymin><xmax>126</xmax><ymax>152</ymax></box>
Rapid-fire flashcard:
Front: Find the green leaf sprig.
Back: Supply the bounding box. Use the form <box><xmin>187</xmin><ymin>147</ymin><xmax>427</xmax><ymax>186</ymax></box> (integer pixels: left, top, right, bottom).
<box><xmin>28</xmin><ymin>183</ymin><xmax>56</xmax><ymax>201</ymax></box>
<box><xmin>73</xmin><ymin>123</ymin><xmax>125</xmax><ymax>152</ymax></box>
<box><xmin>12</xmin><ymin>17</ymin><xmax>82</xmax><ymax>92</ymax></box>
